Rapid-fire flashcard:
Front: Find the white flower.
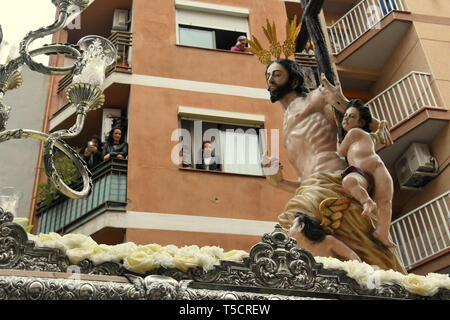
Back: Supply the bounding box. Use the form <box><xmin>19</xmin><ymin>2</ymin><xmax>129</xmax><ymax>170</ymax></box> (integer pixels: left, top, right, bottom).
<box><xmin>13</xmin><ymin>217</ymin><xmax>29</xmax><ymax>226</ymax></box>
<box><xmin>35</xmin><ymin>232</ymin><xmax>66</xmax><ymax>252</ymax></box>
<box><xmin>367</xmin><ymin>269</ymin><xmax>404</xmax><ymax>289</ymax></box>
<box><xmin>196</xmin><ymin>252</ymin><xmax>220</xmax><ymax>271</ymax></box>
<box><xmin>60</xmin><ymin>233</ymin><xmax>97</xmax><ymax>250</ymax></box>
<box><xmin>401</xmin><ymin>273</ymin><xmax>439</xmax><ymax>296</ymax></box>
<box><xmin>173</xmin><ymin>254</ymin><xmax>198</xmax><ymax>273</ymax></box>
<box><xmin>66</xmin><ymin>246</ymin><xmax>96</xmax><ymax>265</ymax></box>
<box><xmin>223</xmin><ymin>250</ymin><xmax>249</xmax><ymax>262</ymax></box>
<box><xmin>424</xmin><ymin>273</ymin><xmax>450</xmax><ymax>290</ymax></box>
<box><xmin>200</xmin><ymin>246</ymin><xmax>224</xmax><ymax>259</ymax></box>
<box><xmin>123</xmin><ymin>250</ymin><xmax>157</xmax><ymax>274</ymax></box>
<box><xmin>152</xmin><ymin>251</ymin><xmax>175</xmax><ymax>269</ymax></box>
<box><xmin>27</xmin><ymin>232</ymin><xmax>450</xmax><ymax>297</ymax></box>
<box><xmin>88</xmin><ymin>244</ymin><xmax>116</xmax><ymax>265</ymax></box>
<box><xmin>109</xmin><ymin>242</ymin><xmax>138</xmax><ymax>262</ymax></box>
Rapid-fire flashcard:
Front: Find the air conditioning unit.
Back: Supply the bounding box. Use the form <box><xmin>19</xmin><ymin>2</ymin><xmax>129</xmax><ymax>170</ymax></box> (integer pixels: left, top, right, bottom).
<box><xmin>395</xmin><ymin>142</ymin><xmax>438</xmax><ymax>190</ymax></box>
<box><xmin>112</xmin><ymin>9</ymin><xmax>129</xmax><ymax>31</ymax></box>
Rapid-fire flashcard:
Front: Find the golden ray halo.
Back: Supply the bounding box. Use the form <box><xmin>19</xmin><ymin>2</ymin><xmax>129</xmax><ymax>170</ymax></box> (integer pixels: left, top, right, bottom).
<box><xmin>247</xmin><ymin>16</ymin><xmax>302</xmax><ymax>65</ymax></box>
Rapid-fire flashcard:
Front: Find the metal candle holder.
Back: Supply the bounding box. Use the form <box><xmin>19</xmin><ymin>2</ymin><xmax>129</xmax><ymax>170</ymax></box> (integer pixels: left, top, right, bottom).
<box><xmin>0</xmin><ymin>0</ymin><xmax>117</xmax><ymax>200</ymax></box>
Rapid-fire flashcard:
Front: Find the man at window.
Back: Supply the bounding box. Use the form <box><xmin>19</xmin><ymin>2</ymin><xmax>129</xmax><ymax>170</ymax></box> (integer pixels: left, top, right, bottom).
<box><xmin>230</xmin><ymin>35</ymin><xmax>249</xmax><ymax>53</ymax></box>
<box><xmin>196</xmin><ymin>141</ymin><xmax>221</xmax><ymax>171</ymax></box>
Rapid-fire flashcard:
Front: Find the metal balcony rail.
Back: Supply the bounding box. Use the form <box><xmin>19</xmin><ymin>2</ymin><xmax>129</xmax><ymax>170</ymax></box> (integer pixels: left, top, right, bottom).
<box><xmin>294</xmin><ymin>52</ymin><xmax>320</xmax><ymax>89</ymax></box>
<box><xmin>390</xmin><ymin>191</ymin><xmax>450</xmax><ymax>270</ymax></box>
<box><xmin>56</xmin><ymin>31</ymin><xmax>132</xmax><ymax>94</ymax></box>
<box><xmin>327</xmin><ymin>0</ymin><xmax>407</xmax><ymax>54</ymax></box>
<box><xmin>108</xmin><ymin>30</ymin><xmax>132</xmax><ymax>70</ymax></box>
<box><xmin>36</xmin><ymin>159</ymin><xmax>128</xmax><ymax>235</ymax></box>
<box><xmin>366</xmin><ymin>71</ymin><xmax>441</xmax><ymax>129</ymax></box>
<box><xmin>294</xmin><ymin>52</ymin><xmax>318</xmax><ymax>68</ymax></box>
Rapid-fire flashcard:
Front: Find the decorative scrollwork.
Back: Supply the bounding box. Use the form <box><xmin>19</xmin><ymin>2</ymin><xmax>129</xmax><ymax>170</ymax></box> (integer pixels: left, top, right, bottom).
<box><xmin>1</xmin><ymin>216</ymin><xmax>449</xmax><ymax>300</ymax></box>
<box><xmin>248</xmin><ymin>224</ymin><xmax>320</xmax><ymax>289</ymax></box>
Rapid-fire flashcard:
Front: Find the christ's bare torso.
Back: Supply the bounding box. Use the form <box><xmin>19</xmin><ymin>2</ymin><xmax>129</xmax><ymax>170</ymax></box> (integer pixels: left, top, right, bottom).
<box><xmin>282</xmin><ymin>88</ymin><xmax>346</xmax><ymax>180</ymax></box>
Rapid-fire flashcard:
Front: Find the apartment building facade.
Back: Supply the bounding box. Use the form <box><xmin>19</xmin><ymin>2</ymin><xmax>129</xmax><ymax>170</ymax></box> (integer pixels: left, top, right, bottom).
<box><xmin>31</xmin><ymin>0</ymin><xmax>449</xmax><ymax>276</ymax></box>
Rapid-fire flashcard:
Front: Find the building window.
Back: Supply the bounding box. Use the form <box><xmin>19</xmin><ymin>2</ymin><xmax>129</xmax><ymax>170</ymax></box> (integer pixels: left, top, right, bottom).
<box><xmin>176</xmin><ymin>106</ymin><xmax>265</xmax><ymax>176</ymax></box>
<box><xmin>175</xmin><ymin>0</ymin><xmax>250</xmax><ymax>51</ymax></box>
<box><xmin>179</xmin><ymin>25</ymin><xmax>247</xmax><ymax>50</ymax></box>
<box><xmin>179</xmin><ymin>25</ymin><xmax>215</xmax><ymax>49</ymax></box>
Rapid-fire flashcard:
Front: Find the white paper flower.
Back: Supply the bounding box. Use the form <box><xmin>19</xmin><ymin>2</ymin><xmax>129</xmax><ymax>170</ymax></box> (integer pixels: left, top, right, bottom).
<box><xmin>60</xmin><ymin>233</ymin><xmax>97</xmax><ymax>250</ymax></box>
<box><xmin>401</xmin><ymin>273</ymin><xmax>439</xmax><ymax>296</ymax></box>
<box><xmin>26</xmin><ymin>231</ymin><xmax>450</xmax><ymax>297</ymax></box>
<box><xmin>152</xmin><ymin>251</ymin><xmax>175</xmax><ymax>269</ymax></box>
<box><xmin>223</xmin><ymin>250</ymin><xmax>249</xmax><ymax>262</ymax></box>
<box><xmin>66</xmin><ymin>246</ymin><xmax>96</xmax><ymax>265</ymax></box>
<box><xmin>123</xmin><ymin>250</ymin><xmax>157</xmax><ymax>274</ymax></box>
<box><xmin>109</xmin><ymin>242</ymin><xmax>138</xmax><ymax>261</ymax></box>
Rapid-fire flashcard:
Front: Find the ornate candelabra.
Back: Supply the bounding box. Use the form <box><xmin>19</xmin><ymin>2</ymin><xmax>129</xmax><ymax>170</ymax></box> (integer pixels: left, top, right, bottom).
<box><xmin>0</xmin><ymin>0</ymin><xmax>117</xmax><ymax>200</ymax></box>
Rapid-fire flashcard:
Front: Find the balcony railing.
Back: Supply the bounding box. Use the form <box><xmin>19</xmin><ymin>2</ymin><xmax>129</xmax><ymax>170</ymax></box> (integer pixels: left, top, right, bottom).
<box><xmin>327</xmin><ymin>0</ymin><xmax>408</xmax><ymax>54</ymax></box>
<box><xmin>108</xmin><ymin>31</ymin><xmax>132</xmax><ymax>71</ymax></box>
<box><xmin>36</xmin><ymin>159</ymin><xmax>128</xmax><ymax>235</ymax></box>
<box><xmin>367</xmin><ymin>71</ymin><xmax>442</xmax><ymax>129</ymax></box>
<box><xmin>294</xmin><ymin>52</ymin><xmax>319</xmax><ymax>89</ymax></box>
<box><xmin>57</xmin><ymin>31</ymin><xmax>132</xmax><ymax>95</ymax></box>
<box><xmin>390</xmin><ymin>191</ymin><xmax>450</xmax><ymax>270</ymax></box>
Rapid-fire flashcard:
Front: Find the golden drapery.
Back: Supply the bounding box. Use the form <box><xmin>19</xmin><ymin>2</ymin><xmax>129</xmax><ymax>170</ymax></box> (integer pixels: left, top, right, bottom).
<box><xmin>278</xmin><ymin>171</ymin><xmax>407</xmax><ymax>274</ymax></box>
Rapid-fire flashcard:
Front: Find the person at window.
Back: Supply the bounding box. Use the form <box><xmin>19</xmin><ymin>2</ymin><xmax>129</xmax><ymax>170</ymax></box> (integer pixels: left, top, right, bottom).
<box><xmin>301</xmin><ymin>39</ymin><xmax>319</xmax><ymax>88</ymax></box>
<box><xmin>82</xmin><ymin>135</ymin><xmax>103</xmax><ymax>170</ymax></box>
<box><xmin>196</xmin><ymin>141</ymin><xmax>221</xmax><ymax>171</ymax></box>
<box><xmin>103</xmin><ymin>127</ymin><xmax>128</xmax><ymax>162</ymax></box>
<box><xmin>230</xmin><ymin>35</ymin><xmax>249</xmax><ymax>53</ymax></box>
<box><xmin>181</xmin><ymin>146</ymin><xmax>192</xmax><ymax>168</ymax></box>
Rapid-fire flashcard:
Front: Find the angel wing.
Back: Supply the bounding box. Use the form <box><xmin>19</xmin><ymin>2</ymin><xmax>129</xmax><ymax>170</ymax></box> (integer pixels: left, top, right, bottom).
<box><xmin>370</xmin><ymin>120</ymin><xmax>393</xmax><ymax>147</ymax></box>
<box><xmin>319</xmin><ymin>197</ymin><xmax>352</xmax><ymax>234</ymax></box>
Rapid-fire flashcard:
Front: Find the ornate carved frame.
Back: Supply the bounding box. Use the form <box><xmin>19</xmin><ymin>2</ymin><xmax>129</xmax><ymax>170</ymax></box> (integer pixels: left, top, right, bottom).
<box><xmin>1</xmin><ymin>209</ymin><xmax>448</xmax><ymax>300</ymax></box>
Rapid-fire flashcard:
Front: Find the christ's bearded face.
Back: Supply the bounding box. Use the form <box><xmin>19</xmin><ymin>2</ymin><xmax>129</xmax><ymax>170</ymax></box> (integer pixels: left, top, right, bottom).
<box><xmin>265</xmin><ymin>62</ymin><xmax>294</xmax><ymax>103</ymax></box>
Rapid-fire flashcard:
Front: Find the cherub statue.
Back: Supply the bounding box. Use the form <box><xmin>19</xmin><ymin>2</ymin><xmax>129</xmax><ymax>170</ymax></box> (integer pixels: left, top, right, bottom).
<box><xmin>289</xmin><ymin>212</ymin><xmax>361</xmax><ymax>262</ymax></box>
<box><xmin>337</xmin><ymin>99</ymin><xmax>396</xmax><ymax>248</ymax></box>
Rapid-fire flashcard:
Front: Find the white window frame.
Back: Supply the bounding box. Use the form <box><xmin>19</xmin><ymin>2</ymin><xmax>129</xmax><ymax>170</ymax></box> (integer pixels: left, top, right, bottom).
<box><xmin>175</xmin><ymin>0</ymin><xmax>250</xmax><ymax>48</ymax></box>
<box><xmin>178</xmin><ymin>106</ymin><xmax>265</xmax><ymax>176</ymax></box>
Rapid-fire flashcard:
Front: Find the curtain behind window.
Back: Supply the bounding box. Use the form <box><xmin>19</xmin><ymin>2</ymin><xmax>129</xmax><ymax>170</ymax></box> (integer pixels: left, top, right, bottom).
<box><xmin>220</xmin><ymin>126</ymin><xmax>262</xmax><ymax>175</ymax></box>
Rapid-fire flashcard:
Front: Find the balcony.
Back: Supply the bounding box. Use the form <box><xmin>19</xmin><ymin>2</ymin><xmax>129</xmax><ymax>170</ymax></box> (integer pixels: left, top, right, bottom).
<box><xmin>366</xmin><ymin>71</ymin><xmax>450</xmax><ymax>165</ymax></box>
<box><xmin>390</xmin><ymin>191</ymin><xmax>450</xmax><ymax>271</ymax></box>
<box><xmin>36</xmin><ymin>159</ymin><xmax>128</xmax><ymax>235</ymax></box>
<box><xmin>57</xmin><ymin>31</ymin><xmax>132</xmax><ymax>95</ymax></box>
<box><xmin>294</xmin><ymin>52</ymin><xmax>319</xmax><ymax>89</ymax></box>
<box><xmin>328</xmin><ymin>0</ymin><xmax>409</xmax><ymax>55</ymax></box>
<box><xmin>327</xmin><ymin>0</ymin><xmax>412</xmax><ymax>91</ymax></box>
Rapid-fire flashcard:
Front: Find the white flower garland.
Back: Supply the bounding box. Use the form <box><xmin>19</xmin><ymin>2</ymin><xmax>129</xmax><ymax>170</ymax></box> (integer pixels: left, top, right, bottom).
<box><xmin>26</xmin><ymin>232</ymin><xmax>450</xmax><ymax>297</ymax></box>
<box><xmin>315</xmin><ymin>256</ymin><xmax>450</xmax><ymax>296</ymax></box>
<box><xmin>27</xmin><ymin>232</ymin><xmax>248</xmax><ymax>274</ymax></box>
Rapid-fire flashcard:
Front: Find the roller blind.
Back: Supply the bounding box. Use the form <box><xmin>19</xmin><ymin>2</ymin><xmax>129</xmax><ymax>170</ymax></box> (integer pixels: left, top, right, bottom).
<box><xmin>176</xmin><ymin>9</ymin><xmax>249</xmax><ymax>33</ymax></box>
<box><xmin>178</xmin><ymin>106</ymin><xmax>265</xmax><ymax>128</ymax></box>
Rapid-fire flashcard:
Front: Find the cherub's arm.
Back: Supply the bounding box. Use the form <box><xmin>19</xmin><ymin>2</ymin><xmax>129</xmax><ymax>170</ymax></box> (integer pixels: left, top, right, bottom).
<box><xmin>337</xmin><ymin>128</ymin><xmax>363</xmax><ymax>157</ymax></box>
<box><xmin>331</xmin><ymin>237</ymin><xmax>362</xmax><ymax>262</ymax></box>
